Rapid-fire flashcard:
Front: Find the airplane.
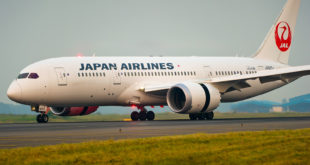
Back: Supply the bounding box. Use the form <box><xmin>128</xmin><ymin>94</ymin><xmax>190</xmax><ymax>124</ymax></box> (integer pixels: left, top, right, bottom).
<box><xmin>7</xmin><ymin>0</ymin><xmax>310</xmax><ymax>123</ymax></box>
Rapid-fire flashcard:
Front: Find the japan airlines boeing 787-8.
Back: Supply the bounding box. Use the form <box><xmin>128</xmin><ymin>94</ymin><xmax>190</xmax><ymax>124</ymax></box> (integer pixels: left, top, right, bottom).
<box><xmin>7</xmin><ymin>0</ymin><xmax>310</xmax><ymax>123</ymax></box>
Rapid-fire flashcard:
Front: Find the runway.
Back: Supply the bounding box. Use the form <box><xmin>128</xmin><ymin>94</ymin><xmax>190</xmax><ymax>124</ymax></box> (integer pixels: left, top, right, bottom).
<box><xmin>0</xmin><ymin>117</ymin><xmax>310</xmax><ymax>149</ymax></box>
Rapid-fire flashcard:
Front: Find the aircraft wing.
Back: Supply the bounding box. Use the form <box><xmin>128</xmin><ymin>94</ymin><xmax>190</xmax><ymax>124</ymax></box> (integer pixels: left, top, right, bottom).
<box><xmin>141</xmin><ymin>65</ymin><xmax>310</xmax><ymax>95</ymax></box>
<box><xmin>210</xmin><ymin>65</ymin><xmax>310</xmax><ymax>83</ymax></box>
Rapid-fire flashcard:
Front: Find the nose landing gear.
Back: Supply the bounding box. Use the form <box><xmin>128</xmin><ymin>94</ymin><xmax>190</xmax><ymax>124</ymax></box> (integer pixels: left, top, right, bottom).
<box><xmin>130</xmin><ymin>106</ymin><xmax>155</xmax><ymax>121</ymax></box>
<box><xmin>31</xmin><ymin>105</ymin><xmax>49</xmax><ymax>123</ymax></box>
<box><xmin>36</xmin><ymin>113</ymin><xmax>49</xmax><ymax>123</ymax></box>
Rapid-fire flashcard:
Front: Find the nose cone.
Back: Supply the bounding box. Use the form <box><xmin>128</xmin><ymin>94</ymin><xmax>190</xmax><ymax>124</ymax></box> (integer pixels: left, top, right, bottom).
<box><xmin>7</xmin><ymin>80</ymin><xmax>22</xmax><ymax>102</ymax></box>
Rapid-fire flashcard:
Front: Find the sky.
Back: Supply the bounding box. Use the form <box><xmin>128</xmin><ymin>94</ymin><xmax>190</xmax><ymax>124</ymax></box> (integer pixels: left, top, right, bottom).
<box><xmin>0</xmin><ymin>0</ymin><xmax>310</xmax><ymax>104</ymax></box>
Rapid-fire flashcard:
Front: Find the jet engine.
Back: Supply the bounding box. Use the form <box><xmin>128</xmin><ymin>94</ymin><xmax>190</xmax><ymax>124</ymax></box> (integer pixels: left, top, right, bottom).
<box><xmin>50</xmin><ymin>106</ymin><xmax>99</xmax><ymax>116</ymax></box>
<box><xmin>167</xmin><ymin>82</ymin><xmax>221</xmax><ymax>114</ymax></box>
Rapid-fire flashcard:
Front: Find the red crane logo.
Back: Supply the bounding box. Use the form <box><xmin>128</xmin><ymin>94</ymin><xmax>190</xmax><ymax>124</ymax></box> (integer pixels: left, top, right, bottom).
<box><xmin>275</xmin><ymin>21</ymin><xmax>292</xmax><ymax>52</ymax></box>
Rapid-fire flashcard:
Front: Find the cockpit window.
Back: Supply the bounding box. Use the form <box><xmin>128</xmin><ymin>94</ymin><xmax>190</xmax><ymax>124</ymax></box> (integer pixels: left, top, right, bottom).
<box><xmin>17</xmin><ymin>73</ymin><xmax>29</xmax><ymax>79</ymax></box>
<box><xmin>28</xmin><ymin>73</ymin><xmax>39</xmax><ymax>79</ymax></box>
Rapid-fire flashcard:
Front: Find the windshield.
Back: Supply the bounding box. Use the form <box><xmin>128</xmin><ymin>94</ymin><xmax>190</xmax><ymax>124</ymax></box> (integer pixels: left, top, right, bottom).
<box><xmin>28</xmin><ymin>73</ymin><xmax>39</xmax><ymax>79</ymax></box>
<box><xmin>17</xmin><ymin>73</ymin><xmax>29</xmax><ymax>79</ymax></box>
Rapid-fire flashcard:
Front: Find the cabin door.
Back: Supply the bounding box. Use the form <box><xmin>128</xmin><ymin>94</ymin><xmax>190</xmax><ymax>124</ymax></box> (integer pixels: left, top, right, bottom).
<box><xmin>113</xmin><ymin>71</ymin><xmax>121</xmax><ymax>85</ymax></box>
<box><xmin>54</xmin><ymin>67</ymin><xmax>67</xmax><ymax>86</ymax></box>
<box><xmin>203</xmin><ymin>66</ymin><xmax>213</xmax><ymax>80</ymax></box>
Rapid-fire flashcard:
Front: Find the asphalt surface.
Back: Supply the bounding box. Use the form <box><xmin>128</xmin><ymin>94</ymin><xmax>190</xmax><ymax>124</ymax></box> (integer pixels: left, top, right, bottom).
<box><xmin>0</xmin><ymin>117</ymin><xmax>310</xmax><ymax>149</ymax></box>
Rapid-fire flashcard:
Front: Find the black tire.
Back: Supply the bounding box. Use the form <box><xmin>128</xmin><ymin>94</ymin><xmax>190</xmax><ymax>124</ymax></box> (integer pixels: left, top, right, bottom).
<box><xmin>36</xmin><ymin>114</ymin><xmax>42</xmax><ymax>123</ymax></box>
<box><xmin>206</xmin><ymin>112</ymin><xmax>214</xmax><ymax>120</ymax></box>
<box><xmin>197</xmin><ymin>113</ymin><xmax>205</xmax><ymax>120</ymax></box>
<box><xmin>131</xmin><ymin>111</ymin><xmax>139</xmax><ymax>121</ymax></box>
<box><xmin>146</xmin><ymin>111</ymin><xmax>155</xmax><ymax>121</ymax></box>
<box><xmin>42</xmin><ymin>114</ymin><xmax>49</xmax><ymax>123</ymax></box>
<box><xmin>139</xmin><ymin>111</ymin><xmax>147</xmax><ymax>121</ymax></box>
<box><xmin>189</xmin><ymin>114</ymin><xmax>197</xmax><ymax>120</ymax></box>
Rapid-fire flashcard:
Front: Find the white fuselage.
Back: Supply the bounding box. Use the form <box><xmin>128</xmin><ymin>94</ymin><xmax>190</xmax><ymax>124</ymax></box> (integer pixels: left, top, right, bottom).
<box><xmin>10</xmin><ymin>56</ymin><xmax>289</xmax><ymax>107</ymax></box>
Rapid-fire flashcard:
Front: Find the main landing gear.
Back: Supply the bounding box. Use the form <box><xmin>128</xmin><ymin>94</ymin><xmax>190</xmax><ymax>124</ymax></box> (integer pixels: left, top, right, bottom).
<box><xmin>189</xmin><ymin>112</ymin><xmax>214</xmax><ymax>120</ymax></box>
<box><xmin>36</xmin><ymin>113</ymin><xmax>49</xmax><ymax>123</ymax></box>
<box><xmin>131</xmin><ymin>106</ymin><xmax>155</xmax><ymax>121</ymax></box>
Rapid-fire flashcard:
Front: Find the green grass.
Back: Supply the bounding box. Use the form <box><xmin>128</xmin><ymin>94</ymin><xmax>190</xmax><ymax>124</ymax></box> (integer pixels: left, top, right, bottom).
<box><xmin>0</xmin><ymin>129</ymin><xmax>309</xmax><ymax>165</ymax></box>
<box><xmin>1</xmin><ymin>112</ymin><xmax>310</xmax><ymax>123</ymax></box>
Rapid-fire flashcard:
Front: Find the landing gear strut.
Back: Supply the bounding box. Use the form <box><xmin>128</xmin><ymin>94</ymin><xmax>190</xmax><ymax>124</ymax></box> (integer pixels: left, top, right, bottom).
<box><xmin>36</xmin><ymin>113</ymin><xmax>49</xmax><ymax>123</ymax></box>
<box><xmin>130</xmin><ymin>106</ymin><xmax>155</xmax><ymax>121</ymax></box>
<box><xmin>189</xmin><ymin>112</ymin><xmax>214</xmax><ymax>120</ymax></box>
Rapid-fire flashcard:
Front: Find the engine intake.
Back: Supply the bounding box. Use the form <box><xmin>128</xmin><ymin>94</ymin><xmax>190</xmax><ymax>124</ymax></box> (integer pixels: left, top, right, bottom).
<box><xmin>50</xmin><ymin>106</ymin><xmax>99</xmax><ymax>116</ymax></box>
<box><xmin>167</xmin><ymin>82</ymin><xmax>220</xmax><ymax>114</ymax></box>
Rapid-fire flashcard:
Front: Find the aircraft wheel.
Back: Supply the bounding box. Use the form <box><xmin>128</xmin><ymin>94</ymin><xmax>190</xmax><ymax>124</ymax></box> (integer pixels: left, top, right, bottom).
<box><xmin>42</xmin><ymin>114</ymin><xmax>49</xmax><ymax>123</ymax></box>
<box><xmin>131</xmin><ymin>111</ymin><xmax>139</xmax><ymax>121</ymax></box>
<box><xmin>198</xmin><ymin>114</ymin><xmax>205</xmax><ymax>120</ymax></box>
<box><xmin>36</xmin><ymin>114</ymin><xmax>42</xmax><ymax>123</ymax></box>
<box><xmin>139</xmin><ymin>111</ymin><xmax>147</xmax><ymax>121</ymax></box>
<box><xmin>189</xmin><ymin>114</ymin><xmax>197</xmax><ymax>120</ymax></box>
<box><xmin>206</xmin><ymin>112</ymin><xmax>214</xmax><ymax>120</ymax></box>
<box><xmin>146</xmin><ymin>111</ymin><xmax>155</xmax><ymax>121</ymax></box>
<box><xmin>37</xmin><ymin>114</ymin><xmax>49</xmax><ymax>123</ymax></box>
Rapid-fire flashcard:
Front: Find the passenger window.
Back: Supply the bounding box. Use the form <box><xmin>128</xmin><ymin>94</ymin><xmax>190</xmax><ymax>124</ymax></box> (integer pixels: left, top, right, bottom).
<box><xmin>18</xmin><ymin>73</ymin><xmax>29</xmax><ymax>79</ymax></box>
<box><xmin>28</xmin><ymin>73</ymin><xmax>39</xmax><ymax>79</ymax></box>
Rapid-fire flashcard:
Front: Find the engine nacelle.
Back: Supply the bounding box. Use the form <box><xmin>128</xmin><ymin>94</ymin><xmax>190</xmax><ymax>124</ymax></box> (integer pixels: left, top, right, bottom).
<box><xmin>167</xmin><ymin>82</ymin><xmax>221</xmax><ymax>114</ymax></box>
<box><xmin>50</xmin><ymin>106</ymin><xmax>99</xmax><ymax>116</ymax></box>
